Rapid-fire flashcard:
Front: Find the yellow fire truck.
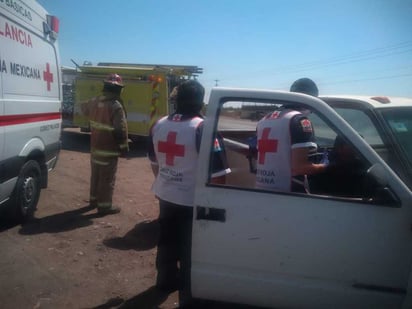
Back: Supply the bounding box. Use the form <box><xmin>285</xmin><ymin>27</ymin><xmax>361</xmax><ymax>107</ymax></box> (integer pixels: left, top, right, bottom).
<box><xmin>64</xmin><ymin>62</ymin><xmax>202</xmax><ymax>137</ymax></box>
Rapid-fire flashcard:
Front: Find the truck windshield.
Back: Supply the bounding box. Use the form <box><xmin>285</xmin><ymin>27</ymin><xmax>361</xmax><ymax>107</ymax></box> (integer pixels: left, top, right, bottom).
<box><xmin>332</xmin><ymin>106</ymin><xmax>412</xmax><ymax>189</ymax></box>
<box><xmin>380</xmin><ymin>107</ymin><xmax>412</xmax><ymax>167</ymax></box>
<box><xmin>333</xmin><ymin>107</ymin><xmax>383</xmax><ymax>146</ymax></box>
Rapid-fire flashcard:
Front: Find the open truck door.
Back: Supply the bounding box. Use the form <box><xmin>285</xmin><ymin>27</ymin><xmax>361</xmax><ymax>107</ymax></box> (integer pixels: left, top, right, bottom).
<box><xmin>191</xmin><ymin>88</ymin><xmax>412</xmax><ymax>309</ymax></box>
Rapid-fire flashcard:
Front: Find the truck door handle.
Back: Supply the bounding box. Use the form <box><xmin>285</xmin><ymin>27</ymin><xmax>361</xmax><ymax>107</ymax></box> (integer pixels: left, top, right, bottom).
<box><xmin>196</xmin><ymin>206</ymin><xmax>226</xmax><ymax>222</ymax></box>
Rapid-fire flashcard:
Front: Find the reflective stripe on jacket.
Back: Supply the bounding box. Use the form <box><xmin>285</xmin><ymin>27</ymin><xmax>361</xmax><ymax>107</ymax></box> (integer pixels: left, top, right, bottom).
<box><xmin>83</xmin><ymin>94</ymin><xmax>128</xmax><ymax>157</ymax></box>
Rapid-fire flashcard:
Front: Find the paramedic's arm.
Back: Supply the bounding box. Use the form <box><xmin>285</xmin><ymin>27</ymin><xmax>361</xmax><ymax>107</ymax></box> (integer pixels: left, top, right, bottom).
<box><xmin>211</xmin><ymin>175</ymin><xmax>226</xmax><ymax>184</ymax></box>
<box><xmin>290</xmin><ymin>114</ymin><xmax>326</xmax><ymax>176</ymax></box>
<box><xmin>291</xmin><ymin>147</ymin><xmax>326</xmax><ymax>176</ymax></box>
<box><xmin>210</xmin><ymin>134</ymin><xmax>231</xmax><ymax>184</ymax></box>
<box><xmin>147</xmin><ymin>133</ymin><xmax>158</xmax><ymax>177</ymax></box>
<box><xmin>196</xmin><ymin>123</ymin><xmax>231</xmax><ymax>184</ymax></box>
<box><xmin>150</xmin><ymin>162</ymin><xmax>159</xmax><ymax>177</ymax></box>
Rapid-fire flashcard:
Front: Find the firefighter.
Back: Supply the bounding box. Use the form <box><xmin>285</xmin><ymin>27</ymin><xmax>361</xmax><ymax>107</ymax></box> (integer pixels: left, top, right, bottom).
<box><xmin>81</xmin><ymin>73</ymin><xmax>129</xmax><ymax>215</ymax></box>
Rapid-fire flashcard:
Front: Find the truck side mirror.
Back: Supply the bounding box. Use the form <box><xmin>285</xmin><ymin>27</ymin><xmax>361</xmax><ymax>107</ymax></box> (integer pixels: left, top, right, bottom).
<box><xmin>366</xmin><ymin>164</ymin><xmax>400</xmax><ymax>207</ymax></box>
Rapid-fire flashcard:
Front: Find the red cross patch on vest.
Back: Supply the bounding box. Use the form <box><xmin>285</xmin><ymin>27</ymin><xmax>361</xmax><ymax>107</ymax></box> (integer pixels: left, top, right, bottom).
<box><xmin>268</xmin><ymin>111</ymin><xmax>281</xmax><ymax>119</ymax></box>
<box><xmin>172</xmin><ymin>114</ymin><xmax>183</xmax><ymax>121</ymax></box>
<box><xmin>158</xmin><ymin>131</ymin><xmax>185</xmax><ymax>166</ymax></box>
<box><xmin>258</xmin><ymin>127</ymin><xmax>278</xmax><ymax>164</ymax></box>
<box><xmin>300</xmin><ymin>119</ymin><xmax>313</xmax><ymax>133</ymax></box>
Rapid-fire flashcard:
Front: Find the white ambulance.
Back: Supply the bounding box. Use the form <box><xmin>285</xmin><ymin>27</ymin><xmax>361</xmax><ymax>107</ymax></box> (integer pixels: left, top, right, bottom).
<box><xmin>0</xmin><ymin>0</ymin><xmax>61</xmax><ymax>222</ymax></box>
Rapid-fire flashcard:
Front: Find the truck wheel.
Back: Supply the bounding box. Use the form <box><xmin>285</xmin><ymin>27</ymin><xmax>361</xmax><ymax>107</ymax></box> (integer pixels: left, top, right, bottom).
<box><xmin>10</xmin><ymin>160</ymin><xmax>41</xmax><ymax>222</ymax></box>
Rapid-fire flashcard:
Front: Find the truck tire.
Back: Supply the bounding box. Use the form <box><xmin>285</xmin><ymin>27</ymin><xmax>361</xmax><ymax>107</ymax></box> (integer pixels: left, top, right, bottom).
<box><xmin>10</xmin><ymin>160</ymin><xmax>41</xmax><ymax>222</ymax></box>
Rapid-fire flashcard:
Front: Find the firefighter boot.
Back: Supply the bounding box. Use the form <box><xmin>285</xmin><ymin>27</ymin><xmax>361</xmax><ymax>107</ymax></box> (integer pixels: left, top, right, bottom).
<box><xmin>97</xmin><ymin>206</ymin><xmax>121</xmax><ymax>216</ymax></box>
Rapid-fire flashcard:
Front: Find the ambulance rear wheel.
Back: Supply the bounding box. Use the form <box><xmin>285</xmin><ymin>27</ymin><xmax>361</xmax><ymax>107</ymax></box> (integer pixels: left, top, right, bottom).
<box><xmin>11</xmin><ymin>160</ymin><xmax>41</xmax><ymax>222</ymax></box>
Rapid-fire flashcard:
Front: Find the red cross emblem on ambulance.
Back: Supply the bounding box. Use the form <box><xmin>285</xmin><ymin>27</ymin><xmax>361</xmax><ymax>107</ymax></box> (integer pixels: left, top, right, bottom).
<box><xmin>158</xmin><ymin>131</ymin><xmax>185</xmax><ymax>166</ymax></box>
<box><xmin>43</xmin><ymin>63</ymin><xmax>53</xmax><ymax>91</ymax></box>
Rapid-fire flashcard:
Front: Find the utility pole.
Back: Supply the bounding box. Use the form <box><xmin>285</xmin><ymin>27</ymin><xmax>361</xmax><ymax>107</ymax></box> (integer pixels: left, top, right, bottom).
<box><xmin>214</xmin><ymin>79</ymin><xmax>219</xmax><ymax>87</ymax></box>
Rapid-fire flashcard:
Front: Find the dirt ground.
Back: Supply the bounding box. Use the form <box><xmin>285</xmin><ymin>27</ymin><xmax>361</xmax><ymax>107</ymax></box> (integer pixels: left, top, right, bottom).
<box><xmin>0</xmin><ymin>128</ymin><xmax>253</xmax><ymax>309</ymax></box>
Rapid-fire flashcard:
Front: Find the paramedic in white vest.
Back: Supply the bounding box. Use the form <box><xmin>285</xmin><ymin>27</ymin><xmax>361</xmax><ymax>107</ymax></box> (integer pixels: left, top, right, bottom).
<box><xmin>148</xmin><ymin>80</ymin><xmax>230</xmax><ymax>306</ymax></box>
<box><xmin>255</xmin><ymin>78</ymin><xmax>328</xmax><ymax>193</ymax></box>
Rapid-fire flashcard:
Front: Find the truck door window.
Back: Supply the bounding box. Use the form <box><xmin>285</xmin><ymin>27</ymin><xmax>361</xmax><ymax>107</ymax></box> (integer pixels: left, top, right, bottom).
<box><xmin>208</xmin><ymin>99</ymin><xmax>399</xmax><ymax>206</ymax></box>
<box><xmin>301</xmin><ymin>112</ymin><xmax>372</xmax><ymax>199</ymax></box>
<box><xmin>211</xmin><ymin>100</ymin><xmax>278</xmax><ymax>188</ymax></box>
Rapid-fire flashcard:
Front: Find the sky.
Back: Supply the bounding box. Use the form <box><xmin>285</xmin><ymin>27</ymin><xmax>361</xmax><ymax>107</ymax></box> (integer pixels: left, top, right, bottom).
<box><xmin>38</xmin><ymin>0</ymin><xmax>412</xmax><ymax>101</ymax></box>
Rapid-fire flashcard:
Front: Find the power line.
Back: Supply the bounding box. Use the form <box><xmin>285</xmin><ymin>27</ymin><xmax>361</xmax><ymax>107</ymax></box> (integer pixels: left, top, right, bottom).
<box><xmin>272</xmin><ymin>41</ymin><xmax>412</xmax><ymax>73</ymax></box>
<box><xmin>277</xmin><ymin>48</ymin><xmax>412</xmax><ymax>75</ymax></box>
<box><xmin>318</xmin><ymin>62</ymin><xmax>412</xmax><ymax>84</ymax></box>
<box><xmin>207</xmin><ymin>40</ymin><xmax>412</xmax><ymax>82</ymax></box>
<box><xmin>321</xmin><ymin>72</ymin><xmax>412</xmax><ymax>86</ymax></box>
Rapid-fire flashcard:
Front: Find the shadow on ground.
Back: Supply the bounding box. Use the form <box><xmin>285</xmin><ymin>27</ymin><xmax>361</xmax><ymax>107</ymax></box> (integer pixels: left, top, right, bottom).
<box><xmin>17</xmin><ymin>205</ymin><xmax>109</xmax><ymax>235</ymax></box>
<box><xmin>0</xmin><ymin>216</ymin><xmax>19</xmax><ymax>232</ymax></box>
<box><xmin>89</xmin><ymin>286</ymin><xmax>169</xmax><ymax>309</ymax></box>
<box><xmin>91</xmin><ymin>287</ymin><xmax>266</xmax><ymax>309</ymax></box>
<box><xmin>103</xmin><ymin>219</ymin><xmax>159</xmax><ymax>251</ymax></box>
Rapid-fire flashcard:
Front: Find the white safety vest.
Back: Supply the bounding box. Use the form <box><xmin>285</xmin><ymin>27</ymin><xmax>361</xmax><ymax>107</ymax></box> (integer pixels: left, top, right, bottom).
<box><xmin>152</xmin><ymin>115</ymin><xmax>203</xmax><ymax>206</ymax></box>
<box><xmin>255</xmin><ymin>110</ymin><xmax>301</xmax><ymax>192</ymax></box>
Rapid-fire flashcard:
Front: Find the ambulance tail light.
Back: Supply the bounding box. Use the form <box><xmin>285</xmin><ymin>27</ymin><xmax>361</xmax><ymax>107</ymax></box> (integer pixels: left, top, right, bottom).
<box><xmin>43</xmin><ymin>15</ymin><xmax>59</xmax><ymax>40</ymax></box>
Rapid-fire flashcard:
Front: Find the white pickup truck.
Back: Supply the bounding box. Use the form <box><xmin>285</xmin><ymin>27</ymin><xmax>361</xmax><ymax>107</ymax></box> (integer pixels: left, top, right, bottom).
<box><xmin>191</xmin><ymin>88</ymin><xmax>412</xmax><ymax>309</ymax></box>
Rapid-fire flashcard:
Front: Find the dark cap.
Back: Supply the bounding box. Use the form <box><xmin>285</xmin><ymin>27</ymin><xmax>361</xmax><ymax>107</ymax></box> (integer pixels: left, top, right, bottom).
<box><xmin>175</xmin><ymin>80</ymin><xmax>204</xmax><ymax>114</ymax></box>
<box><xmin>290</xmin><ymin>78</ymin><xmax>319</xmax><ymax>97</ymax></box>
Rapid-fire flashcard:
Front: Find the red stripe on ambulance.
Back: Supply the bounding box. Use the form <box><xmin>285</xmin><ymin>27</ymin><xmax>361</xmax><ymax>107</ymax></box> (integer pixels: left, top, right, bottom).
<box><xmin>0</xmin><ymin>112</ymin><xmax>61</xmax><ymax>126</ymax></box>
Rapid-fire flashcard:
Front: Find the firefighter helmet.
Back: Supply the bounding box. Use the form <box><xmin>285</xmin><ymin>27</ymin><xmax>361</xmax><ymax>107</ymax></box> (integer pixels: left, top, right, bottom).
<box><xmin>290</xmin><ymin>78</ymin><xmax>318</xmax><ymax>97</ymax></box>
<box><xmin>104</xmin><ymin>73</ymin><xmax>124</xmax><ymax>88</ymax></box>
